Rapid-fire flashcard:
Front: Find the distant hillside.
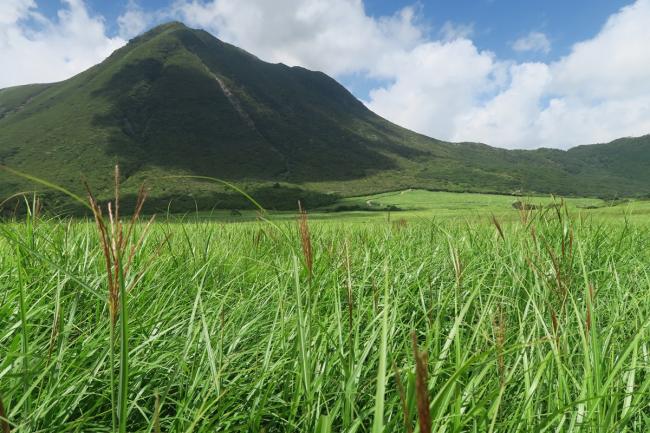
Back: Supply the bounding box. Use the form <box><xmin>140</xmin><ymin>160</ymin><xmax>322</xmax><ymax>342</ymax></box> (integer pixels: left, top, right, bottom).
<box><xmin>0</xmin><ymin>22</ymin><xmax>648</xmax><ymax>212</ymax></box>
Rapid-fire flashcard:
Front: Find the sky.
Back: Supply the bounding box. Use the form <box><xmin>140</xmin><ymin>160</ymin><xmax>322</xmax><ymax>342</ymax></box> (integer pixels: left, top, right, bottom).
<box><xmin>1</xmin><ymin>0</ymin><xmax>649</xmax><ymax>150</ymax></box>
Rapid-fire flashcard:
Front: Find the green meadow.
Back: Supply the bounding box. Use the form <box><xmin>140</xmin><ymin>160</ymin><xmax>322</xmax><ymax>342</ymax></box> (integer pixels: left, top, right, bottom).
<box><xmin>192</xmin><ymin>189</ymin><xmax>650</xmax><ymax>224</ymax></box>
<box><xmin>2</xmin><ymin>190</ymin><xmax>650</xmax><ymax>432</ymax></box>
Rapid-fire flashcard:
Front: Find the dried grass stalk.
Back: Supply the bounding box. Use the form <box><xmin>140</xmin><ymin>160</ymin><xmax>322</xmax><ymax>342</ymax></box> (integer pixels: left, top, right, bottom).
<box><xmin>411</xmin><ymin>332</ymin><xmax>431</xmax><ymax>433</ymax></box>
<box><xmin>392</xmin><ymin>362</ymin><xmax>413</xmax><ymax>433</ymax></box>
<box><xmin>0</xmin><ymin>395</ymin><xmax>9</xmax><ymax>433</ymax></box>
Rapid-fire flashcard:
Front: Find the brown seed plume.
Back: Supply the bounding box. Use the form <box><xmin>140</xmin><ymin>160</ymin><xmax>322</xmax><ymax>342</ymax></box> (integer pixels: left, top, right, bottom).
<box><xmin>0</xmin><ymin>395</ymin><xmax>9</xmax><ymax>433</ymax></box>
<box><xmin>412</xmin><ymin>332</ymin><xmax>432</xmax><ymax>433</ymax></box>
<box><xmin>491</xmin><ymin>214</ymin><xmax>505</xmax><ymax>241</ymax></box>
<box><xmin>84</xmin><ymin>165</ymin><xmax>154</xmax><ymax>326</ymax></box>
<box><xmin>392</xmin><ymin>362</ymin><xmax>413</xmax><ymax>433</ymax></box>
<box><xmin>586</xmin><ymin>283</ymin><xmax>594</xmax><ymax>335</ymax></box>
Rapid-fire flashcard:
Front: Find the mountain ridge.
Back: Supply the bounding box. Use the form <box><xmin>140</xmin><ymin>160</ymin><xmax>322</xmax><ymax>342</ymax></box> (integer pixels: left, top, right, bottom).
<box><xmin>1</xmin><ymin>21</ymin><xmax>648</xmax><ymax>212</ymax></box>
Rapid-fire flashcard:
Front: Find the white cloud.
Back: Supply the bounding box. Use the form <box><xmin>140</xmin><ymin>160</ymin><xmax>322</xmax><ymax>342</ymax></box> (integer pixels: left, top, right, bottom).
<box><xmin>367</xmin><ymin>40</ymin><xmax>497</xmax><ymax>140</ymax></box>
<box><xmin>455</xmin><ymin>0</ymin><xmax>650</xmax><ymax>148</ymax></box>
<box><xmin>0</xmin><ymin>0</ymin><xmax>125</xmax><ymax>88</ymax></box>
<box><xmin>0</xmin><ymin>0</ymin><xmax>38</xmax><ymax>25</ymax></box>
<box><xmin>512</xmin><ymin>32</ymin><xmax>551</xmax><ymax>54</ymax></box>
<box><xmin>551</xmin><ymin>0</ymin><xmax>650</xmax><ymax>101</ymax></box>
<box><xmin>452</xmin><ymin>63</ymin><xmax>551</xmax><ymax>147</ymax></box>
<box><xmin>439</xmin><ymin>21</ymin><xmax>474</xmax><ymax>41</ymax></box>
<box><xmin>117</xmin><ymin>0</ymin><xmax>151</xmax><ymax>39</ymax></box>
<box><xmin>171</xmin><ymin>0</ymin><xmax>425</xmax><ymax>77</ymax></box>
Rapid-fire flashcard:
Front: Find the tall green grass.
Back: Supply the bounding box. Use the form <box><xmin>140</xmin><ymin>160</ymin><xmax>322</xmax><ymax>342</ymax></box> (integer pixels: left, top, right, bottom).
<box><xmin>1</xmin><ymin>205</ymin><xmax>650</xmax><ymax>431</ymax></box>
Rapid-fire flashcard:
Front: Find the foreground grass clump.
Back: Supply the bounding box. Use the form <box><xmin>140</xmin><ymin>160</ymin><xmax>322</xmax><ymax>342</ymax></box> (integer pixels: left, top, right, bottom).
<box><xmin>1</xmin><ymin>208</ymin><xmax>650</xmax><ymax>432</ymax></box>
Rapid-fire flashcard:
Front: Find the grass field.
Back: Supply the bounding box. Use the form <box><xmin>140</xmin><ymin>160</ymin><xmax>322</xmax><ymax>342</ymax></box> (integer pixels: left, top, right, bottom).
<box><xmin>2</xmin><ymin>190</ymin><xmax>650</xmax><ymax>432</ymax></box>
<box><xmin>189</xmin><ymin>189</ymin><xmax>650</xmax><ymax>224</ymax></box>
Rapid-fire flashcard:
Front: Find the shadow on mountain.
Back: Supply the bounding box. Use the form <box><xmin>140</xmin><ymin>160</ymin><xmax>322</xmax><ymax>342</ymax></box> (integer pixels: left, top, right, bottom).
<box><xmin>90</xmin><ymin>54</ymin><xmax>423</xmax><ymax>183</ymax></box>
<box><xmin>1</xmin><ymin>184</ymin><xmax>338</xmax><ymax>218</ymax></box>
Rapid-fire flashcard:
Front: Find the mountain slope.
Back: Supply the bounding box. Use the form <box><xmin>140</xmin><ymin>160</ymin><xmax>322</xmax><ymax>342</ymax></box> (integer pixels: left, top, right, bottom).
<box><xmin>0</xmin><ymin>22</ymin><xmax>648</xmax><ymax>211</ymax></box>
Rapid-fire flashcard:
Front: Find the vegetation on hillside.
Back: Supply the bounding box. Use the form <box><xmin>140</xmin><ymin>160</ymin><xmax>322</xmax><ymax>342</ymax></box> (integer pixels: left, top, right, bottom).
<box><xmin>1</xmin><ymin>22</ymin><xmax>649</xmax><ymax>213</ymax></box>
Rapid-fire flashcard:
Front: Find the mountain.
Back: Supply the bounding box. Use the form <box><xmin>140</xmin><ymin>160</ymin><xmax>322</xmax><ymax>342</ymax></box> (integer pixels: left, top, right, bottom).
<box><xmin>0</xmin><ymin>22</ymin><xmax>648</xmax><ymax>212</ymax></box>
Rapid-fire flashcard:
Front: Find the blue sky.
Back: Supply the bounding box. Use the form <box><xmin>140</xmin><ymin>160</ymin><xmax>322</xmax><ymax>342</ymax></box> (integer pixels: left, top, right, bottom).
<box><xmin>64</xmin><ymin>0</ymin><xmax>631</xmax><ymax>97</ymax></box>
<box><xmin>337</xmin><ymin>0</ymin><xmax>633</xmax><ymax>99</ymax></box>
<box><xmin>77</xmin><ymin>0</ymin><xmax>631</xmax><ymax>59</ymax></box>
<box><xmin>2</xmin><ymin>0</ymin><xmax>649</xmax><ymax>149</ymax></box>
<box><xmin>364</xmin><ymin>0</ymin><xmax>630</xmax><ymax>55</ymax></box>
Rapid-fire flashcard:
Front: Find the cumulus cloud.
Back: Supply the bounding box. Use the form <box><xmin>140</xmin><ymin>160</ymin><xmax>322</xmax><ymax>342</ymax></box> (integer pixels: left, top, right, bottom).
<box><xmin>0</xmin><ymin>0</ymin><xmax>38</xmax><ymax>25</ymax></box>
<box><xmin>512</xmin><ymin>31</ymin><xmax>551</xmax><ymax>54</ymax></box>
<box><xmin>171</xmin><ymin>0</ymin><xmax>425</xmax><ymax>77</ymax></box>
<box><xmin>367</xmin><ymin>40</ymin><xmax>497</xmax><ymax>140</ymax></box>
<box><xmin>452</xmin><ymin>63</ymin><xmax>551</xmax><ymax>146</ymax></box>
<box><xmin>0</xmin><ymin>0</ymin><xmax>125</xmax><ymax>89</ymax></box>
<box><xmin>439</xmin><ymin>21</ymin><xmax>474</xmax><ymax>41</ymax></box>
<box><xmin>455</xmin><ymin>0</ymin><xmax>650</xmax><ymax>148</ymax></box>
<box><xmin>551</xmin><ymin>0</ymin><xmax>650</xmax><ymax>101</ymax></box>
<box><xmin>117</xmin><ymin>0</ymin><xmax>152</xmax><ymax>39</ymax></box>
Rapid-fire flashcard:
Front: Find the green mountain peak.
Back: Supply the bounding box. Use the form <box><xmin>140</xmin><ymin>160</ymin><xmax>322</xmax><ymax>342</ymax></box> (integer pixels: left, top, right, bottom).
<box><xmin>1</xmin><ymin>21</ymin><xmax>648</xmax><ymax>212</ymax></box>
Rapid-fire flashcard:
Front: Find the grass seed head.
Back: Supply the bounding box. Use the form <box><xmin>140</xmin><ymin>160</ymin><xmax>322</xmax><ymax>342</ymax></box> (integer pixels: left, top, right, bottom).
<box><xmin>392</xmin><ymin>218</ymin><xmax>408</xmax><ymax>230</ymax></box>
<box><xmin>85</xmin><ymin>165</ymin><xmax>152</xmax><ymax>327</ymax></box>
<box><xmin>491</xmin><ymin>214</ymin><xmax>505</xmax><ymax>241</ymax></box>
<box><xmin>411</xmin><ymin>331</ymin><xmax>432</xmax><ymax>433</ymax></box>
<box><xmin>392</xmin><ymin>362</ymin><xmax>413</xmax><ymax>433</ymax></box>
<box><xmin>0</xmin><ymin>395</ymin><xmax>9</xmax><ymax>433</ymax></box>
